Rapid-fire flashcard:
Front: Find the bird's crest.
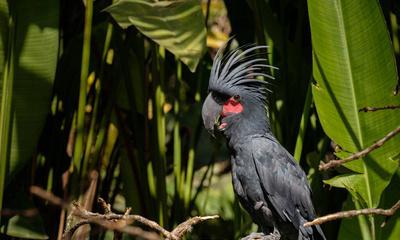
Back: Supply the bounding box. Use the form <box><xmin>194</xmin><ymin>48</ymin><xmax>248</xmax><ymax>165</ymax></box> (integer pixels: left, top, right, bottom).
<box><xmin>209</xmin><ymin>42</ymin><xmax>277</xmax><ymax>104</ymax></box>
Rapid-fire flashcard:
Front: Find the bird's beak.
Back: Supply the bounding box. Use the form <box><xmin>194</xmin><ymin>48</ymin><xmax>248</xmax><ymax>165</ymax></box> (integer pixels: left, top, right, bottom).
<box><xmin>202</xmin><ymin>93</ymin><xmax>222</xmax><ymax>138</ymax></box>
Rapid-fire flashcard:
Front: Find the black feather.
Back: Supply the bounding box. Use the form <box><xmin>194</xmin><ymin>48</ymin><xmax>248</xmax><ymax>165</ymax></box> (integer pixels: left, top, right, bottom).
<box><xmin>209</xmin><ymin>43</ymin><xmax>277</xmax><ymax>105</ymax></box>
<box><xmin>203</xmin><ymin>43</ymin><xmax>326</xmax><ymax>239</ymax></box>
<box><xmin>250</xmin><ymin>136</ymin><xmax>325</xmax><ymax>239</ymax></box>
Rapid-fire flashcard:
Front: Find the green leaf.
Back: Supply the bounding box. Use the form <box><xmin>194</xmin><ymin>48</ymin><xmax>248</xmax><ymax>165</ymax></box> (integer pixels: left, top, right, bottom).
<box><xmin>0</xmin><ymin>0</ymin><xmax>14</xmax><ymax>212</ymax></box>
<box><xmin>337</xmin><ymin>170</ymin><xmax>400</xmax><ymax>240</ymax></box>
<box><xmin>375</xmin><ymin>170</ymin><xmax>400</xmax><ymax>240</ymax></box>
<box><xmin>337</xmin><ymin>196</ymin><xmax>365</xmax><ymax>240</ymax></box>
<box><xmin>0</xmin><ymin>0</ymin><xmax>59</xmax><ymax>182</ymax></box>
<box><xmin>1</xmin><ymin>178</ymin><xmax>48</xmax><ymax>239</ymax></box>
<box><xmin>323</xmin><ymin>173</ymin><xmax>367</xmax><ymax>206</ymax></box>
<box><xmin>0</xmin><ymin>1</ymin><xmax>59</xmax><ymax>236</ymax></box>
<box><xmin>1</xmin><ymin>188</ymin><xmax>48</xmax><ymax>239</ymax></box>
<box><xmin>308</xmin><ymin>0</ymin><xmax>400</xmax><ymax>209</ymax></box>
<box><xmin>106</xmin><ymin>0</ymin><xmax>206</xmax><ymax>72</ymax></box>
<box><xmin>1</xmin><ymin>215</ymin><xmax>48</xmax><ymax>239</ymax></box>
<box><xmin>334</xmin><ymin>151</ymin><xmax>363</xmax><ymax>173</ymax></box>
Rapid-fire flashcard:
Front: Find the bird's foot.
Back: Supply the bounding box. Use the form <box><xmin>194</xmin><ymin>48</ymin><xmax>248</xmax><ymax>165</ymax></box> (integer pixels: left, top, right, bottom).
<box><xmin>241</xmin><ymin>232</ymin><xmax>266</xmax><ymax>240</ymax></box>
<box><xmin>270</xmin><ymin>228</ymin><xmax>281</xmax><ymax>240</ymax></box>
<box><xmin>241</xmin><ymin>232</ymin><xmax>280</xmax><ymax>240</ymax></box>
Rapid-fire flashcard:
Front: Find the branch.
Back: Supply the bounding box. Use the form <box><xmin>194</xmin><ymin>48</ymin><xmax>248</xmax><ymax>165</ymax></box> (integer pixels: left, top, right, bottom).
<box><xmin>1</xmin><ymin>208</ymin><xmax>38</xmax><ymax>217</ymax></box>
<box><xmin>30</xmin><ymin>186</ymin><xmax>69</xmax><ymax>209</ymax></box>
<box><xmin>319</xmin><ymin>126</ymin><xmax>400</xmax><ymax>171</ymax></box>
<box><xmin>31</xmin><ymin>187</ymin><xmax>219</xmax><ymax>239</ymax></box>
<box><xmin>171</xmin><ymin>215</ymin><xmax>219</xmax><ymax>239</ymax></box>
<box><xmin>359</xmin><ymin>105</ymin><xmax>400</xmax><ymax>112</ymax></box>
<box><xmin>63</xmin><ymin>198</ymin><xmax>219</xmax><ymax>240</ymax></box>
<box><xmin>304</xmin><ymin>200</ymin><xmax>400</xmax><ymax>227</ymax></box>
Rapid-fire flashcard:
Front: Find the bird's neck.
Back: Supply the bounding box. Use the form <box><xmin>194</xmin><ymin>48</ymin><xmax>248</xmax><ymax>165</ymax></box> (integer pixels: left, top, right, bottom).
<box><xmin>224</xmin><ymin>106</ymin><xmax>273</xmax><ymax>147</ymax></box>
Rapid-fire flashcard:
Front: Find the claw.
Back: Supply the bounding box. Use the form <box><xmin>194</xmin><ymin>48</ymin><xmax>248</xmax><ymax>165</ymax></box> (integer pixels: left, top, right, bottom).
<box><xmin>241</xmin><ymin>232</ymin><xmax>280</xmax><ymax>240</ymax></box>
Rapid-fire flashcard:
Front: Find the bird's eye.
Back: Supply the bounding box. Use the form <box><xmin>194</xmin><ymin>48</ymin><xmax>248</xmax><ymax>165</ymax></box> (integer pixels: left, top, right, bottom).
<box><xmin>212</xmin><ymin>92</ymin><xmax>229</xmax><ymax>104</ymax></box>
<box><xmin>233</xmin><ymin>95</ymin><xmax>240</xmax><ymax>101</ymax></box>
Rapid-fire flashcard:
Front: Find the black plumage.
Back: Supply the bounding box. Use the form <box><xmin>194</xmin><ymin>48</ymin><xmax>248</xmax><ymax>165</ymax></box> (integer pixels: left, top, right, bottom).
<box><xmin>202</xmin><ymin>44</ymin><xmax>326</xmax><ymax>240</ymax></box>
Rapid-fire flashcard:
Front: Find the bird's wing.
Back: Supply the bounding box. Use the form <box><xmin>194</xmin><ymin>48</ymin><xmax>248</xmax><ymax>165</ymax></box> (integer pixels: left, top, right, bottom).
<box><xmin>250</xmin><ymin>136</ymin><xmax>316</xmax><ymax>228</ymax></box>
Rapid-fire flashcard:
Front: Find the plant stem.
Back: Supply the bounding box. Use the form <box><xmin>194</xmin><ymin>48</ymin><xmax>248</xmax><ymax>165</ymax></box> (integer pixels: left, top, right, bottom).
<box><xmin>154</xmin><ymin>46</ymin><xmax>167</xmax><ymax>226</ymax></box>
<box><xmin>173</xmin><ymin>60</ymin><xmax>183</xmax><ymax>204</ymax></box>
<box><xmin>355</xmin><ymin>200</ymin><xmax>373</xmax><ymax>240</ymax></box>
<box><xmin>73</xmin><ymin>0</ymin><xmax>93</xmax><ymax>173</ymax></box>
<box><xmin>184</xmin><ymin>63</ymin><xmax>204</xmax><ymax>210</ymax></box>
<box><xmin>83</xmin><ymin>23</ymin><xmax>113</xmax><ymax>174</ymax></box>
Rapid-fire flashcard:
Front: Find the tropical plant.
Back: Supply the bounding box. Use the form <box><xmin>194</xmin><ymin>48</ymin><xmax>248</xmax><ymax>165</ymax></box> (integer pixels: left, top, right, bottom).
<box><xmin>0</xmin><ymin>0</ymin><xmax>399</xmax><ymax>239</ymax></box>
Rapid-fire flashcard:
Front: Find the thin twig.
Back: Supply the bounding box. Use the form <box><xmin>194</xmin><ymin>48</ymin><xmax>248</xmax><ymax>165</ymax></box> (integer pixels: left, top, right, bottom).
<box><xmin>304</xmin><ymin>200</ymin><xmax>400</xmax><ymax>227</ymax></box>
<box><xmin>63</xmin><ymin>202</ymin><xmax>159</xmax><ymax>240</ymax></box>
<box><xmin>319</xmin><ymin>126</ymin><xmax>400</xmax><ymax>171</ymax></box>
<box><xmin>171</xmin><ymin>215</ymin><xmax>219</xmax><ymax>239</ymax></box>
<box><xmin>1</xmin><ymin>208</ymin><xmax>38</xmax><ymax>217</ymax></box>
<box><xmin>58</xmin><ymin>170</ymin><xmax>70</xmax><ymax>240</ymax></box>
<box><xmin>98</xmin><ymin>197</ymin><xmax>112</xmax><ymax>214</ymax></box>
<box><xmin>359</xmin><ymin>105</ymin><xmax>400</xmax><ymax>112</ymax></box>
<box><xmin>63</xmin><ymin>199</ymin><xmax>219</xmax><ymax>240</ymax></box>
<box><xmin>75</xmin><ymin>170</ymin><xmax>99</xmax><ymax>239</ymax></box>
<box><xmin>30</xmin><ymin>185</ymin><xmax>69</xmax><ymax>208</ymax></box>
<box><xmin>120</xmin><ymin>225</ymin><xmax>158</xmax><ymax>239</ymax></box>
<box><xmin>109</xmin><ymin>198</ymin><xmax>124</xmax><ymax>240</ymax></box>
<box><xmin>30</xmin><ymin>187</ymin><xmax>218</xmax><ymax>240</ymax></box>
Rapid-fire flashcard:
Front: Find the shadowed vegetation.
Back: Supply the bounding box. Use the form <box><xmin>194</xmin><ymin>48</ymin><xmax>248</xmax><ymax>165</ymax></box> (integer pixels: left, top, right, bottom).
<box><xmin>0</xmin><ymin>0</ymin><xmax>399</xmax><ymax>239</ymax></box>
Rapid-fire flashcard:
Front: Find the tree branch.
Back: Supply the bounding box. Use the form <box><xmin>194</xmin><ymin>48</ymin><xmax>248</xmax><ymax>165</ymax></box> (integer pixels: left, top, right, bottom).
<box><xmin>359</xmin><ymin>105</ymin><xmax>400</xmax><ymax>112</ymax></box>
<box><xmin>30</xmin><ymin>187</ymin><xmax>219</xmax><ymax>240</ymax></box>
<box><xmin>63</xmin><ymin>198</ymin><xmax>218</xmax><ymax>240</ymax></box>
<box><xmin>30</xmin><ymin>185</ymin><xmax>69</xmax><ymax>208</ymax></box>
<box><xmin>171</xmin><ymin>215</ymin><xmax>219</xmax><ymax>239</ymax></box>
<box><xmin>319</xmin><ymin>126</ymin><xmax>400</xmax><ymax>171</ymax></box>
<box><xmin>304</xmin><ymin>200</ymin><xmax>400</xmax><ymax>227</ymax></box>
<box><xmin>1</xmin><ymin>208</ymin><xmax>38</xmax><ymax>217</ymax></box>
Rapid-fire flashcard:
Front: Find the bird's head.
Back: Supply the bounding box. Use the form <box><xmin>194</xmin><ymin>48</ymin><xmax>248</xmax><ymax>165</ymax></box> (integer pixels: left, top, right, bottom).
<box><xmin>202</xmin><ymin>44</ymin><xmax>276</xmax><ymax>139</ymax></box>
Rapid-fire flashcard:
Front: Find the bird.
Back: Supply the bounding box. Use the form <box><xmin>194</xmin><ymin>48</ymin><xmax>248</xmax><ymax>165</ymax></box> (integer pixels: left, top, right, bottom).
<box><xmin>201</xmin><ymin>43</ymin><xmax>326</xmax><ymax>240</ymax></box>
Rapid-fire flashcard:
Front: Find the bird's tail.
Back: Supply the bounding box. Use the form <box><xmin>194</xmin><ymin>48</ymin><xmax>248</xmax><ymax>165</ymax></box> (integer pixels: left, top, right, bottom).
<box><xmin>313</xmin><ymin>225</ymin><xmax>326</xmax><ymax>240</ymax></box>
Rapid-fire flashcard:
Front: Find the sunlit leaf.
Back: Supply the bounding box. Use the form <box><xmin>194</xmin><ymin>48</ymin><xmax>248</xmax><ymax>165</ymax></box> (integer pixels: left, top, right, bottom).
<box><xmin>308</xmin><ymin>0</ymin><xmax>400</xmax><ymax>206</ymax></box>
<box><xmin>106</xmin><ymin>0</ymin><xmax>207</xmax><ymax>72</ymax></box>
<box><xmin>323</xmin><ymin>173</ymin><xmax>366</xmax><ymax>206</ymax></box>
<box><xmin>308</xmin><ymin>0</ymin><xmax>400</xmax><ymax>238</ymax></box>
<box><xmin>1</xmin><ymin>215</ymin><xmax>48</xmax><ymax>239</ymax></box>
<box><xmin>0</xmin><ymin>0</ymin><xmax>59</xmax><ymax>182</ymax></box>
<box><xmin>0</xmin><ymin>0</ymin><xmax>58</xmax><ymax>236</ymax></box>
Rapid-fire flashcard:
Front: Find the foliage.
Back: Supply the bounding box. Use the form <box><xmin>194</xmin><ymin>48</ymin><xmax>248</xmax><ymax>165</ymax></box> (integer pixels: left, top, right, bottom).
<box><xmin>308</xmin><ymin>0</ymin><xmax>400</xmax><ymax>239</ymax></box>
<box><xmin>0</xmin><ymin>1</ymin><xmax>59</xmax><ymax>237</ymax></box>
<box><xmin>0</xmin><ymin>0</ymin><xmax>399</xmax><ymax>239</ymax></box>
<box><xmin>106</xmin><ymin>0</ymin><xmax>207</xmax><ymax>72</ymax></box>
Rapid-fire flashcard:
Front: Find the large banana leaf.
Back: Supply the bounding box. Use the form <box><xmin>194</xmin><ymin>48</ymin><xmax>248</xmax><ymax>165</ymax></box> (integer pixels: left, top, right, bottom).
<box><xmin>307</xmin><ymin>0</ymin><xmax>400</xmax><ymax>238</ymax></box>
<box><xmin>105</xmin><ymin>0</ymin><xmax>206</xmax><ymax>72</ymax></box>
<box><xmin>0</xmin><ymin>0</ymin><xmax>59</xmax><ymax>184</ymax></box>
<box><xmin>0</xmin><ymin>0</ymin><xmax>59</xmax><ymax>237</ymax></box>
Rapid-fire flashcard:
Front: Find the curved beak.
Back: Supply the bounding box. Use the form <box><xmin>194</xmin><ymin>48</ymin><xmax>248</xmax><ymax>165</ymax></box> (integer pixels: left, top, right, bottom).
<box><xmin>202</xmin><ymin>93</ymin><xmax>222</xmax><ymax>137</ymax></box>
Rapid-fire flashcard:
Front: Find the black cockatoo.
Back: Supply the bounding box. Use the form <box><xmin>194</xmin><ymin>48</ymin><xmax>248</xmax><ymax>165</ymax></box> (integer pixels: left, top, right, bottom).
<box><xmin>202</xmin><ymin>44</ymin><xmax>326</xmax><ymax>240</ymax></box>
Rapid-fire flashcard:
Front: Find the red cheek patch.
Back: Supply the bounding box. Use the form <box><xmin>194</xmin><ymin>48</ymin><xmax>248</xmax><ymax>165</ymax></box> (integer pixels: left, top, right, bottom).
<box><xmin>221</xmin><ymin>97</ymin><xmax>243</xmax><ymax>117</ymax></box>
